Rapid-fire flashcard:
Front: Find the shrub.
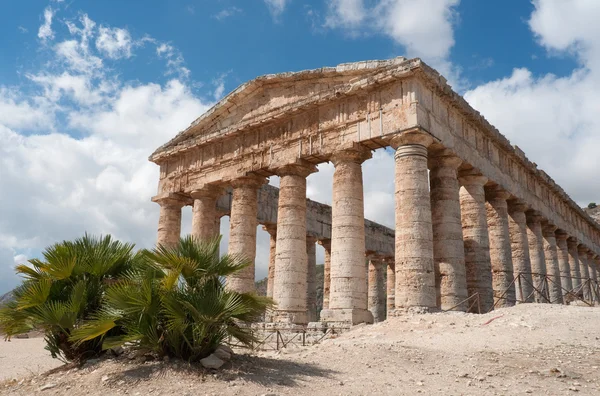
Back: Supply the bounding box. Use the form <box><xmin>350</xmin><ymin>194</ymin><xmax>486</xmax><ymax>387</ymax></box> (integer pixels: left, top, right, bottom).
<box><xmin>71</xmin><ymin>236</ymin><xmax>273</xmax><ymax>362</ymax></box>
<box><xmin>0</xmin><ymin>235</ymin><xmax>140</xmax><ymax>362</ymax></box>
<box><xmin>588</xmin><ymin>202</ymin><xmax>597</xmax><ymax>209</ymax></box>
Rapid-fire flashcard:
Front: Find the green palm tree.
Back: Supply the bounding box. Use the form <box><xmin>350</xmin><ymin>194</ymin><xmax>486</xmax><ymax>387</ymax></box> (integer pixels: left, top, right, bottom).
<box><xmin>71</xmin><ymin>236</ymin><xmax>273</xmax><ymax>362</ymax></box>
<box><xmin>0</xmin><ymin>234</ymin><xmax>141</xmax><ymax>362</ymax></box>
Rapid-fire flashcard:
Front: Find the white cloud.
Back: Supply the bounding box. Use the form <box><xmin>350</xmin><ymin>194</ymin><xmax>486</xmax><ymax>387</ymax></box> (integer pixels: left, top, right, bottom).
<box><xmin>264</xmin><ymin>0</ymin><xmax>288</xmax><ymax>19</ymax></box>
<box><xmin>325</xmin><ymin>0</ymin><xmax>366</xmax><ymax>29</ymax></box>
<box><xmin>465</xmin><ymin>0</ymin><xmax>600</xmax><ymax>206</ymax></box>
<box><xmin>213</xmin><ymin>7</ymin><xmax>243</xmax><ymax>21</ymax></box>
<box><xmin>96</xmin><ymin>26</ymin><xmax>133</xmax><ymax>59</ymax></box>
<box><xmin>38</xmin><ymin>7</ymin><xmax>55</xmax><ymax>42</ymax></box>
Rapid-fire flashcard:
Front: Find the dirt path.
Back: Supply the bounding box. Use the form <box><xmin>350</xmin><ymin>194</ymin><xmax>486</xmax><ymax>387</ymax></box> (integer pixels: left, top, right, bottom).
<box><xmin>2</xmin><ymin>304</ymin><xmax>599</xmax><ymax>395</ymax></box>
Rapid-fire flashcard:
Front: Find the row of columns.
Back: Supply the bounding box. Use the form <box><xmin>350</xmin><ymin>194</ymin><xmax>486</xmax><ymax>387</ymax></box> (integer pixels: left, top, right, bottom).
<box><xmin>154</xmin><ymin>130</ymin><xmax>600</xmax><ymax>325</ymax></box>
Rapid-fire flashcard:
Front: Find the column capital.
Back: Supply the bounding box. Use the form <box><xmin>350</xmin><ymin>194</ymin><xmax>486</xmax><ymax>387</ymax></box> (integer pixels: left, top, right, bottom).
<box><xmin>330</xmin><ymin>146</ymin><xmax>372</xmax><ymax>165</ymax></box>
<box><xmin>555</xmin><ymin>229</ymin><xmax>569</xmax><ymax>240</ymax></box>
<box><xmin>577</xmin><ymin>244</ymin><xmax>589</xmax><ymax>254</ymax></box>
<box><xmin>389</xmin><ymin>130</ymin><xmax>434</xmax><ymax>149</ymax></box>
<box><xmin>457</xmin><ymin>173</ymin><xmax>488</xmax><ymax>187</ymax></box>
<box><xmin>507</xmin><ymin>198</ymin><xmax>529</xmax><ymax>213</ymax></box>
<box><xmin>262</xmin><ymin>223</ymin><xmax>277</xmax><ymax>236</ymax></box>
<box><xmin>275</xmin><ymin>161</ymin><xmax>318</xmax><ymax>177</ymax></box>
<box><xmin>567</xmin><ymin>236</ymin><xmax>579</xmax><ymax>247</ymax></box>
<box><xmin>230</xmin><ymin>175</ymin><xmax>267</xmax><ymax>189</ymax></box>
<box><xmin>428</xmin><ymin>151</ymin><xmax>462</xmax><ymax>170</ymax></box>
<box><xmin>525</xmin><ymin>210</ymin><xmax>544</xmax><ymax>224</ymax></box>
<box><xmin>542</xmin><ymin>222</ymin><xmax>558</xmax><ymax>237</ymax></box>
<box><xmin>190</xmin><ymin>184</ymin><xmax>225</xmax><ymax>200</ymax></box>
<box><xmin>485</xmin><ymin>185</ymin><xmax>512</xmax><ymax>201</ymax></box>
<box><xmin>151</xmin><ymin>192</ymin><xmax>190</xmax><ymax>207</ymax></box>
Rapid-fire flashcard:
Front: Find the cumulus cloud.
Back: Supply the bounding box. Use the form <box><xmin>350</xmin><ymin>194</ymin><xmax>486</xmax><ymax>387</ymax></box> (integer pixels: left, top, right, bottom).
<box><xmin>38</xmin><ymin>7</ymin><xmax>55</xmax><ymax>42</ymax></box>
<box><xmin>465</xmin><ymin>0</ymin><xmax>600</xmax><ymax>206</ymax></box>
<box><xmin>264</xmin><ymin>0</ymin><xmax>288</xmax><ymax>19</ymax></box>
<box><xmin>96</xmin><ymin>26</ymin><xmax>133</xmax><ymax>59</ymax></box>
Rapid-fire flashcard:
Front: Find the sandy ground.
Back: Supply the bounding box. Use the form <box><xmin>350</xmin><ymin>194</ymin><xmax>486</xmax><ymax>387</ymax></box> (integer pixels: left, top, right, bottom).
<box><xmin>1</xmin><ymin>303</ymin><xmax>600</xmax><ymax>395</ymax></box>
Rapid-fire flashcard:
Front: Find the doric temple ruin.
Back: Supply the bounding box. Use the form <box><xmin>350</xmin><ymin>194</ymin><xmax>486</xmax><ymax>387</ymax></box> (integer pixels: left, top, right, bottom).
<box><xmin>150</xmin><ymin>57</ymin><xmax>600</xmax><ymax>326</ymax></box>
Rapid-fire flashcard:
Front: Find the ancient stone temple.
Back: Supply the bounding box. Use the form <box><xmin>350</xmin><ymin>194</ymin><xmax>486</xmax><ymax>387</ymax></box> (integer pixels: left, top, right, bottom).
<box><xmin>150</xmin><ymin>57</ymin><xmax>600</xmax><ymax>325</ymax></box>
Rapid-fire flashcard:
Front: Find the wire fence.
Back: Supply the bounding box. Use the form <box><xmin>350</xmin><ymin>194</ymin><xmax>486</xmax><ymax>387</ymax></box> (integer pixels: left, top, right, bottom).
<box><xmin>227</xmin><ymin>327</ymin><xmax>338</xmax><ymax>351</ymax></box>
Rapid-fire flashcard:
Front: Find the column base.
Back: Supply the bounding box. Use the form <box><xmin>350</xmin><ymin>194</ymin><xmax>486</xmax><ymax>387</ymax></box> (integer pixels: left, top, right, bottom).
<box><xmin>271</xmin><ymin>310</ymin><xmax>308</xmax><ymax>325</ymax></box>
<box><xmin>319</xmin><ymin>308</ymin><xmax>374</xmax><ymax>325</ymax></box>
<box><xmin>389</xmin><ymin>306</ymin><xmax>440</xmax><ymax>316</ymax></box>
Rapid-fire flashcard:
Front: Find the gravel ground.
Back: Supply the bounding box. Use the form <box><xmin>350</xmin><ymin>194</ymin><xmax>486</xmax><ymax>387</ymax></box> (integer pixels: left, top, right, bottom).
<box><xmin>1</xmin><ymin>303</ymin><xmax>599</xmax><ymax>395</ymax></box>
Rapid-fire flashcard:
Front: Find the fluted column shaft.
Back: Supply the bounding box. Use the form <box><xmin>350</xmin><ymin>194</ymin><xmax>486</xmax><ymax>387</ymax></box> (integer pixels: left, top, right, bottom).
<box><xmin>272</xmin><ymin>164</ymin><xmax>315</xmax><ymax>323</ymax></box>
<box><xmin>321</xmin><ymin>147</ymin><xmax>373</xmax><ymax>324</ymax></box>
<box><xmin>368</xmin><ymin>259</ymin><xmax>386</xmax><ymax>323</ymax></box>
<box><xmin>429</xmin><ymin>154</ymin><xmax>468</xmax><ymax>311</ymax></box>
<box><xmin>526</xmin><ymin>212</ymin><xmax>548</xmax><ymax>303</ymax></box>
<box><xmin>542</xmin><ymin>224</ymin><xmax>563</xmax><ymax>304</ymax></box>
<box><xmin>306</xmin><ymin>236</ymin><xmax>318</xmax><ymax>322</ymax></box>
<box><xmin>485</xmin><ymin>187</ymin><xmax>516</xmax><ymax>307</ymax></box>
<box><xmin>391</xmin><ymin>132</ymin><xmax>436</xmax><ymax>312</ymax></box>
<box><xmin>263</xmin><ymin>224</ymin><xmax>277</xmax><ymax>299</ymax></box>
<box><xmin>191</xmin><ymin>185</ymin><xmax>223</xmax><ymax>242</ymax></box>
<box><xmin>568</xmin><ymin>238</ymin><xmax>581</xmax><ymax>293</ymax></box>
<box><xmin>555</xmin><ymin>232</ymin><xmax>572</xmax><ymax>295</ymax></box>
<box><xmin>459</xmin><ymin>173</ymin><xmax>493</xmax><ymax>313</ymax></box>
<box><xmin>578</xmin><ymin>246</ymin><xmax>591</xmax><ymax>301</ymax></box>
<box><xmin>508</xmin><ymin>201</ymin><xmax>534</xmax><ymax>303</ymax></box>
<box><xmin>154</xmin><ymin>195</ymin><xmax>186</xmax><ymax>248</ymax></box>
<box><xmin>319</xmin><ymin>239</ymin><xmax>332</xmax><ymax>311</ymax></box>
<box><xmin>386</xmin><ymin>261</ymin><xmax>395</xmax><ymax>316</ymax></box>
<box><xmin>227</xmin><ymin>176</ymin><xmax>266</xmax><ymax>294</ymax></box>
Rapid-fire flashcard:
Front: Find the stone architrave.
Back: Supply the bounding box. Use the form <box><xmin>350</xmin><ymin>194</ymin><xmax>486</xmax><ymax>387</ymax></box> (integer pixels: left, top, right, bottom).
<box><xmin>367</xmin><ymin>259</ymin><xmax>386</xmax><ymax>323</ymax></box>
<box><xmin>555</xmin><ymin>231</ymin><xmax>573</xmax><ymax>294</ymax></box>
<box><xmin>485</xmin><ymin>186</ymin><xmax>516</xmax><ymax>307</ymax></box>
<box><xmin>507</xmin><ymin>200</ymin><xmax>534</xmax><ymax>303</ymax></box>
<box><xmin>318</xmin><ymin>239</ymin><xmax>332</xmax><ymax>311</ymax></box>
<box><xmin>390</xmin><ymin>131</ymin><xmax>436</xmax><ymax>313</ymax></box>
<box><xmin>526</xmin><ymin>211</ymin><xmax>548</xmax><ymax>303</ymax></box>
<box><xmin>429</xmin><ymin>152</ymin><xmax>468</xmax><ymax>311</ymax></box>
<box><xmin>306</xmin><ymin>235</ymin><xmax>318</xmax><ymax>322</ymax></box>
<box><xmin>227</xmin><ymin>175</ymin><xmax>266</xmax><ymax>294</ymax></box>
<box><xmin>272</xmin><ymin>163</ymin><xmax>317</xmax><ymax>324</ymax></box>
<box><xmin>191</xmin><ymin>185</ymin><xmax>224</xmax><ymax>242</ymax></box>
<box><xmin>386</xmin><ymin>260</ymin><xmax>395</xmax><ymax>316</ymax></box>
<box><xmin>542</xmin><ymin>223</ymin><xmax>563</xmax><ymax>304</ymax></box>
<box><xmin>263</xmin><ymin>224</ymin><xmax>277</xmax><ymax>299</ymax></box>
<box><xmin>152</xmin><ymin>193</ymin><xmax>188</xmax><ymax>248</ymax></box>
<box><xmin>459</xmin><ymin>171</ymin><xmax>494</xmax><ymax>313</ymax></box>
<box><xmin>568</xmin><ymin>238</ymin><xmax>582</xmax><ymax>294</ymax></box>
<box><xmin>320</xmin><ymin>146</ymin><xmax>373</xmax><ymax>324</ymax></box>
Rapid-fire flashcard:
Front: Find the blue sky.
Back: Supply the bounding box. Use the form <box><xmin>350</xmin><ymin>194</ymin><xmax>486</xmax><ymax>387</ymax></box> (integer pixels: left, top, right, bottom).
<box><xmin>1</xmin><ymin>0</ymin><xmax>599</xmax><ymax>294</ymax></box>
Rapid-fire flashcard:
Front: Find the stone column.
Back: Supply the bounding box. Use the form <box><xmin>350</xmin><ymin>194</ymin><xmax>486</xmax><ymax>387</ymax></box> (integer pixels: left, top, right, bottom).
<box><xmin>152</xmin><ymin>193</ymin><xmax>187</xmax><ymax>248</ymax></box>
<box><xmin>526</xmin><ymin>211</ymin><xmax>548</xmax><ymax>303</ymax></box>
<box><xmin>386</xmin><ymin>260</ymin><xmax>395</xmax><ymax>316</ymax></box>
<box><xmin>263</xmin><ymin>224</ymin><xmax>277</xmax><ymax>299</ymax></box>
<box><xmin>592</xmin><ymin>256</ymin><xmax>600</xmax><ymax>302</ymax></box>
<box><xmin>306</xmin><ymin>235</ymin><xmax>318</xmax><ymax>322</ymax></box>
<box><xmin>272</xmin><ymin>163</ymin><xmax>316</xmax><ymax>324</ymax></box>
<box><xmin>227</xmin><ymin>176</ymin><xmax>266</xmax><ymax>294</ymax></box>
<box><xmin>368</xmin><ymin>259</ymin><xmax>386</xmax><ymax>323</ymax></box>
<box><xmin>319</xmin><ymin>239</ymin><xmax>332</xmax><ymax>311</ymax></box>
<box><xmin>568</xmin><ymin>238</ymin><xmax>581</xmax><ymax>294</ymax></box>
<box><xmin>390</xmin><ymin>132</ymin><xmax>436</xmax><ymax>313</ymax></box>
<box><xmin>578</xmin><ymin>245</ymin><xmax>591</xmax><ymax>301</ymax></box>
<box><xmin>508</xmin><ymin>200</ymin><xmax>534</xmax><ymax>303</ymax></box>
<box><xmin>542</xmin><ymin>223</ymin><xmax>563</xmax><ymax>304</ymax></box>
<box><xmin>485</xmin><ymin>186</ymin><xmax>516</xmax><ymax>308</ymax></box>
<box><xmin>321</xmin><ymin>147</ymin><xmax>373</xmax><ymax>324</ymax></box>
<box><xmin>190</xmin><ymin>185</ymin><xmax>223</xmax><ymax>242</ymax></box>
<box><xmin>458</xmin><ymin>171</ymin><xmax>493</xmax><ymax>313</ymax></box>
<box><xmin>555</xmin><ymin>231</ymin><xmax>572</xmax><ymax>296</ymax></box>
<box><xmin>429</xmin><ymin>153</ymin><xmax>468</xmax><ymax>311</ymax></box>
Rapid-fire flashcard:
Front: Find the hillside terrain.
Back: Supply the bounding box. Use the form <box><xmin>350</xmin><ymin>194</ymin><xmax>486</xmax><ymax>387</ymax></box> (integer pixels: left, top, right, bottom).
<box><xmin>585</xmin><ymin>204</ymin><xmax>600</xmax><ymax>224</ymax></box>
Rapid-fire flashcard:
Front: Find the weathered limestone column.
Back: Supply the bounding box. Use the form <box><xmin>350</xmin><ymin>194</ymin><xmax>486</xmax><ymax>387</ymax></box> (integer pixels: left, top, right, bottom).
<box><xmin>542</xmin><ymin>223</ymin><xmax>563</xmax><ymax>304</ymax></box>
<box><xmin>227</xmin><ymin>175</ymin><xmax>266</xmax><ymax>294</ymax></box>
<box><xmin>306</xmin><ymin>235</ymin><xmax>318</xmax><ymax>322</ymax></box>
<box><xmin>272</xmin><ymin>163</ymin><xmax>316</xmax><ymax>323</ymax></box>
<box><xmin>190</xmin><ymin>185</ymin><xmax>223</xmax><ymax>241</ymax></box>
<box><xmin>578</xmin><ymin>245</ymin><xmax>591</xmax><ymax>301</ymax></box>
<box><xmin>318</xmin><ymin>239</ymin><xmax>332</xmax><ymax>311</ymax></box>
<box><xmin>368</xmin><ymin>259</ymin><xmax>386</xmax><ymax>323</ymax></box>
<box><xmin>429</xmin><ymin>152</ymin><xmax>468</xmax><ymax>311</ymax></box>
<box><xmin>321</xmin><ymin>147</ymin><xmax>373</xmax><ymax>324</ymax></box>
<box><xmin>588</xmin><ymin>253</ymin><xmax>598</xmax><ymax>283</ymax></box>
<box><xmin>152</xmin><ymin>193</ymin><xmax>187</xmax><ymax>248</ymax></box>
<box><xmin>386</xmin><ymin>260</ymin><xmax>395</xmax><ymax>316</ymax></box>
<box><xmin>263</xmin><ymin>224</ymin><xmax>277</xmax><ymax>299</ymax></box>
<box><xmin>555</xmin><ymin>231</ymin><xmax>572</xmax><ymax>295</ymax></box>
<box><xmin>390</xmin><ymin>132</ymin><xmax>436</xmax><ymax>313</ymax></box>
<box><xmin>508</xmin><ymin>200</ymin><xmax>534</xmax><ymax>303</ymax></box>
<box><xmin>526</xmin><ymin>211</ymin><xmax>548</xmax><ymax>303</ymax></box>
<box><xmin>568</xmin><ymin>238</ymin><xmax>582</xmax><ymax>294</ymax></box>
<box><xmin>458</xmin><ymin>171</ymin><xmax>493</xmax><ymax>313</ymax></box>
<box><xmin>485</xmin><ymin>186</ymin><xmax>516</xmax><ymax>307</ymax></box>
